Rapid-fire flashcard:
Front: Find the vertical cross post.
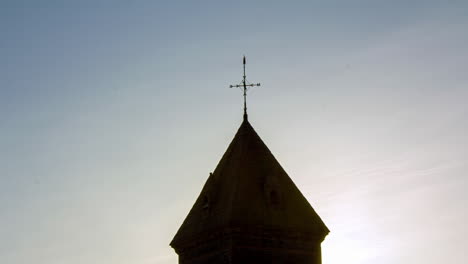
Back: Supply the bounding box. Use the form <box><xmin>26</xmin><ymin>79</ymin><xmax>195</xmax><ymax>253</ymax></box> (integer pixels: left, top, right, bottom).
<box><xmin>229</xmin><ymin>56</ymin><xmax>261</xmax><ymax>120</ymax></box>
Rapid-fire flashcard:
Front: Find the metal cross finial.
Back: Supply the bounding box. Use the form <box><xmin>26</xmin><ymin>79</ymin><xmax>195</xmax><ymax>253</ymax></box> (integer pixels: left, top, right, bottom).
<box><xmin>229</xmin><ymin>56</ymin><xmax>261</xmax><ymax>120</ymax></box>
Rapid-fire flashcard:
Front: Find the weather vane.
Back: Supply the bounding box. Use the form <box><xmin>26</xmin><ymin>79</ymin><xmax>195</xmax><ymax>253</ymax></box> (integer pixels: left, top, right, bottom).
<box><xmin>229</xmin><ymin>56</ymin><xmax>261</xmax><ymax>120</ymax></box>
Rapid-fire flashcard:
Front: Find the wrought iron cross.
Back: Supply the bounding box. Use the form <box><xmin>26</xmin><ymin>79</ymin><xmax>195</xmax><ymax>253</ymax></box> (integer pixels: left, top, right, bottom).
<box><xmin>229</xmin><ymin>56</ymin><xmax>261</xmax><ymax>120</ymax></box>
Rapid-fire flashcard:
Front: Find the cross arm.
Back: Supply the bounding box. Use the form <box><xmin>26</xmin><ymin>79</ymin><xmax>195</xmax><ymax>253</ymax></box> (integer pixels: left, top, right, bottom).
<box><xmin>229</xmin><ymin>83</ymin><xmax>261</xmax><ymax>88</ymax></box>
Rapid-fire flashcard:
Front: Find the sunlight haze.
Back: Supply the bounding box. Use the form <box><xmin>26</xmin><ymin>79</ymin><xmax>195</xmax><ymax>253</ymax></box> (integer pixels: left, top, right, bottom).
<box><xmin>1</xmin><ymin>1</ymin><xmax>467</xmax><ymax>264</ymax></box>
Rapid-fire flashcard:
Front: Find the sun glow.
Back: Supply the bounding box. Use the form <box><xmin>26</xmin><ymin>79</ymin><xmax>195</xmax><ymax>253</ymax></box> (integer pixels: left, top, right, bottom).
<box><xmin>320</xmin><ymin>199</ymin><xmax>385</xmax><ymax>264</ymax></box>
<box><xmin>322</xmin><ymin>234</ymin><xmax>376</xmax><ymax>264</ymax></box>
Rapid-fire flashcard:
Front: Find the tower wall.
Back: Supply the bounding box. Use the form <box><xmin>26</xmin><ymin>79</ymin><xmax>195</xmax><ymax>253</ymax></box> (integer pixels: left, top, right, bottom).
<box><xmin>178</xmin><ymin>246</ymin><xmax>322</xmax><ymax>264</ymax></box>
<box><xmin>231</xmin><ymin>245</ymin><xmax>322</xmax><ymax>264</ymax></box>
<box><xmin>175</xmin><ymin>230</ymin><xmax>324</xmax><ymax>264</ymax></box>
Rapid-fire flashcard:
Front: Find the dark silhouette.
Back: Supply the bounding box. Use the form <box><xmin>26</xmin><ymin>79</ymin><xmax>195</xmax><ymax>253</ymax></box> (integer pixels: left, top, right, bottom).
<box><xmin>171</xmin><ymin>118</ymin><xmax>329</xmax><ymax>263</ymax></box>
<box><xmin>171</xmin><ymin>58</ymin><xmax>329</xmax><ymax>263</ymax></box>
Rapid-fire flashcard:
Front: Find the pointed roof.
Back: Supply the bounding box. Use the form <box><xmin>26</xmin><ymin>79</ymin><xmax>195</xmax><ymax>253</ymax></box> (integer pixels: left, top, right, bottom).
<box><xmin>171</xmin><ymin>118</ymin><xmax>329</xmax><ymax>248</ymax></box>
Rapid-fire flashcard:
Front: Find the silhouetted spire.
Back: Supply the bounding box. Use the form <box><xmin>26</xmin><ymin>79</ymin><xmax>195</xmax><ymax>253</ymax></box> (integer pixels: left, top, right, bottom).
<box><xmin>171</xmin><ymin>120</ymin><xmax>329</xmax><ymax>258</ymax></box>
<box><xmin>229</xmin><ymin>56</ymin><xmax>261</xmax><ymax>121</ymax></box>
<box><xmin>171</xmin><ymin>61</ymin><xmax>329</xmax><ymax>262</ymax></box>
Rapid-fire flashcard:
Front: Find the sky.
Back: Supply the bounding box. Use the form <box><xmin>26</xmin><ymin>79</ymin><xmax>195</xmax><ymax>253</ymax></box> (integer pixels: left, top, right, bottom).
<box><xmin>1</xmin><ymin>1</ymin><xmax>468</xmax><ymax>264</ymax></box>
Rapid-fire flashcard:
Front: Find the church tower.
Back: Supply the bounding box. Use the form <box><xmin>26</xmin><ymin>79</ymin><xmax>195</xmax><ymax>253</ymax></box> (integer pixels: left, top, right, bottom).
<box><xmin>170</xmin><ymin>58</ymin><xmax>329</xmax><ymax>263</ymax></box>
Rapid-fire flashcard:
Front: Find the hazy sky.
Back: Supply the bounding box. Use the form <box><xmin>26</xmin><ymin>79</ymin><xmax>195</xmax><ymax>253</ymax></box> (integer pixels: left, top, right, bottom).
<box><xmin>1</xmin><ymin>1</ymin><xmax>468</xmax><ymax>264</ymax></box>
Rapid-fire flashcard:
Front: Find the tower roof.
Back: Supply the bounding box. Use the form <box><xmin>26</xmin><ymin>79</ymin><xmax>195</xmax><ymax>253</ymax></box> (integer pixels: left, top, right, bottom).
<box><xmin>171</xmin><ymin>118</ymin><xmax>329</xmax><ymax>249</ymax></box>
